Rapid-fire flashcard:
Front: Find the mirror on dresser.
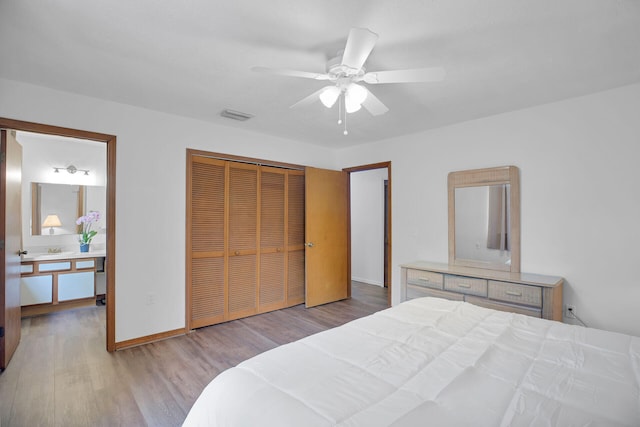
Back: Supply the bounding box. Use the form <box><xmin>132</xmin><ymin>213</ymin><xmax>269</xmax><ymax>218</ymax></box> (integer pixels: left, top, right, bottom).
<box><xmin>448</xmin><ymin>166</ymin><xmax>520</xmax><ymax>272</ymax></box>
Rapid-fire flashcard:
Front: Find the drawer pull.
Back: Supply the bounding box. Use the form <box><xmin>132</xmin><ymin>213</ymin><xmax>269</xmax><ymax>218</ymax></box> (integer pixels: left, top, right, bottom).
<box><xmin>418</xmin><ymin>278</ymin><xmax>430</xmax><ymax>282</ymax></box>
<box><xmin>506</xmin><ymin>290</ymin><xmax>522</xmax><ymax>297</ymax></box>
<box><xmin>457</xmin><ymin>283</ymin><xmax>471</xmax><ymax>289</ymax></box>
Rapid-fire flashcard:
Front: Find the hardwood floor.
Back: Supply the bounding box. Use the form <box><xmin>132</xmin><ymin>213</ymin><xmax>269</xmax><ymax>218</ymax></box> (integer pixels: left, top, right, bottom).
<box><xmin>0</xmin><ymin>282</ymin><xmax>388</xmax><ymax>427</ymax></box>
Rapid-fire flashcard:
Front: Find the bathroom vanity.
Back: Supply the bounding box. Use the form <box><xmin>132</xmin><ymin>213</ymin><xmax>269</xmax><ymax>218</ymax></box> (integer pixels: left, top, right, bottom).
<box><xmin>20</xmin><ymin>251</ymin><xmax>106</xmax><ymax>317</ymax></box>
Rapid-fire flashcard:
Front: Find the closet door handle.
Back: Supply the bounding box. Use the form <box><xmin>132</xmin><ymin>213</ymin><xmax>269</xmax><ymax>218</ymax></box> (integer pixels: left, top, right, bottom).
<box><xmin>304</xmin><ymin>242</ymin><xmax>314</xmax><ymax>248</ymax></box>
<box><xmin>18</xmin><ymin>250</ymin><xmax>28</xmax><ymax>255</ymax></box>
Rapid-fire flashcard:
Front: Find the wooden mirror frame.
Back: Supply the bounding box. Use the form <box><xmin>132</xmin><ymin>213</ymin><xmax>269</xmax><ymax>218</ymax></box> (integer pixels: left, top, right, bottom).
<box><xmin>448</xmin><ymin>166</ymin><xmax>520</xmax><ymax>272</ymax></box>
<box><xmin>31</xmin><ymin>182</ymin><xmax>85</xmax><ymax>235</ymax></box>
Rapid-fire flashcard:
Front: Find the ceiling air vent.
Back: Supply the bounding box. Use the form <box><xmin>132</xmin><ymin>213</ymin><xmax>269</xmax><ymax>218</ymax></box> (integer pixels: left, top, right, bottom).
<box><xmin>220</xmin><ymin>109</ymin><xmax>254</xmax><ymax>121</ymax></box>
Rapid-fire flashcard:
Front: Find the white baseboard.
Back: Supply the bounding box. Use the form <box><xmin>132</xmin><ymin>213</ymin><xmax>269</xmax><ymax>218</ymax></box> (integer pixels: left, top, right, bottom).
<box><xmin>351</xmin><ymin>276</ymin><xmax>384</xmax><ymax>287</ymax></box>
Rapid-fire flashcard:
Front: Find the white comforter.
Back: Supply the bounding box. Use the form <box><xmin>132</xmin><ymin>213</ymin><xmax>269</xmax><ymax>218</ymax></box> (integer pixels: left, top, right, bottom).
<box><xmin>183</xmin><ymin>297</ymin><xmax>640</xmax><ymax>426</ymax></box>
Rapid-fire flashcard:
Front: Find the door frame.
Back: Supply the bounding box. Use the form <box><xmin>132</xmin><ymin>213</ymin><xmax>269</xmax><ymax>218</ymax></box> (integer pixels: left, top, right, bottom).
<box><xmin>0</xmin><ymin>118</ymin><xmax>117</xmax><ymax>352</ymax></box>
<box><xmin>343</xmin><ymin>162</ymin><xmax>392</xmax><ymax>306</ymax></box>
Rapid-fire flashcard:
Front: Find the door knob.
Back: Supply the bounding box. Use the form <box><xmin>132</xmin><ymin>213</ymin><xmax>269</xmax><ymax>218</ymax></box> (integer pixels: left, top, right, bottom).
<box><xmin>18</xmin><ymin>250</ymin><xmax>28</xmax><ymax>255</ymax></box>
<box><xmin>304</xmin><ymin>242</ymin><xmax>314</xmax><ymax>248</ymax></box>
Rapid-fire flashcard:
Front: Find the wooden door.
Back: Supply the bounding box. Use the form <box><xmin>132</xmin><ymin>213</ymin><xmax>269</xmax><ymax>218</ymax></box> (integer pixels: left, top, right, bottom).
<box><xmin>188</xmin><ymin>157</ymin><xmax>226</xmax><ymax>329</ymax></box>
<box><xmin>286</xmin><ymin>171</ymin><xmax>305</xmax><ymax>306</ymax></box>
<box><xmin>305</xmin><ymin>167</ymin><xmax>348</xmax><ymax>307</ymax></box>
<box><xmin>1</xmin><ymin>129</ymin><xmax>22</xmax><ymax>370</ymax></box>
<box><xmin>259</xmin><ymin>167</ymin><xmax>286</xmax><ymax>311</ymax></box>
<box><xmin>227</xmin><ymin>162</ymin><xmax>259</xmax><ymax>320</ymax></box>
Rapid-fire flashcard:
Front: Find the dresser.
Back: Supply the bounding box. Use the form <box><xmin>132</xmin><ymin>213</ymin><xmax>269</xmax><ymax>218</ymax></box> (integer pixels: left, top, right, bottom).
<box><xmin>401</xmin><ymin>261</ymin><xmax>563</xmax><ymax>321</ymax></box>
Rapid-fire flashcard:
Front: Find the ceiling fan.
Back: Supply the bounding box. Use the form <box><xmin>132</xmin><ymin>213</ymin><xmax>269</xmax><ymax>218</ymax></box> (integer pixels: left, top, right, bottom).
<box><xmin>252</xmin><ymin>28</ymin><xmax>445</xmax><ymax>134</ymax></box>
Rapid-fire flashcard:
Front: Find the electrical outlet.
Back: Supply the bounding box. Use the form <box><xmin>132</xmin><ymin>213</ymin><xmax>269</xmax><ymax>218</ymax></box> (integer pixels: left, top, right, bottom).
<box><xmin>565</xmin><ymin>304</ymin><xmax>576</xmax><ymax>318</ymax></box>
<box><xmin>146</xmin><ymin>293</ymin><xmax>157</xmax><ymax>306</ymax></box>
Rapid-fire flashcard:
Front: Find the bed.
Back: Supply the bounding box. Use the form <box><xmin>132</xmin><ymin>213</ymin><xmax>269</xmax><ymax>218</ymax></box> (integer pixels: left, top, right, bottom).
<box><xmin>183</xmin><ymin>297</ymin><xmax>640</xmax><ymax>426</ymax></box>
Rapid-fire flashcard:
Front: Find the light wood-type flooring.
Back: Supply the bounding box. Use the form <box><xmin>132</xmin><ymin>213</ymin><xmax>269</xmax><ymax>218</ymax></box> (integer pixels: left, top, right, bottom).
<box><xmin>0</xmin><ymin>282</ymin><xmax>388</xmax><ymax>426</ymax></box>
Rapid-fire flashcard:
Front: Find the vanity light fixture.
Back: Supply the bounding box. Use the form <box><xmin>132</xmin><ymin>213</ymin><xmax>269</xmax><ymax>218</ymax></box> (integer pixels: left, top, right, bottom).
<box><xmin>53</xmin><ymin>165</ymin><xmax>90</xmax><ymax>175</ymax></box>
<box><xmin>42</xmin><ymin>214</ymin><xmax>62</xmax><ymax>235</ymax></box>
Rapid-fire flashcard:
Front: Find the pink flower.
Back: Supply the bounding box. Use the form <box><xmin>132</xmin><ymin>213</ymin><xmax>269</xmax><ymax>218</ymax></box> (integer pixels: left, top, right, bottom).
<box><xmin>76</xmin><ymin>211</ymin><xmax>100</xmax><ymax>245</ymax></box>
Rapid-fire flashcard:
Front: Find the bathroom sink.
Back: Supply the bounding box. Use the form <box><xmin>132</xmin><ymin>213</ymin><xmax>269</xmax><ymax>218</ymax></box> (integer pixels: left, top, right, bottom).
<box><xmin>22</xmin><ymin>249</ymin><xmax>106</xmax><ymax>261</ymax></box>
<box><xmin>40</xmin><ymin>251</ymin><xmax>75</xmax><ymax>257</ymax></box>
<box><xmin>22</xmin><ymin>251</ymin><xmax>75</xmax><ymax>261</ymax></box>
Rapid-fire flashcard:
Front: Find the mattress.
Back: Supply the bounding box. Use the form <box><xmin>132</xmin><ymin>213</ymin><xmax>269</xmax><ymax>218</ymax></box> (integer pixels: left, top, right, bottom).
<box><xmin>183</xmin><ymin>297</ymin><xmax>640</xmax><ymax>426</ymax></box>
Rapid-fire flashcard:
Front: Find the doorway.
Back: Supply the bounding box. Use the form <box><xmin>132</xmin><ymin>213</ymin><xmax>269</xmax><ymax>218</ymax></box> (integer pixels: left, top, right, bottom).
<box><xmin>344</xmin><ymin>162</ymin><xmax>391</xmax><ymax>306</ymax></box>
<box><xmin>0</xmin><ymin>118</ymin><xmax>116</xmax><ymax>353</ymax></box>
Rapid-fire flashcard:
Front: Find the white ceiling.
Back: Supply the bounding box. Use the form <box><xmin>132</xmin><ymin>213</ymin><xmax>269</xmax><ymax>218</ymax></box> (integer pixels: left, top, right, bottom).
<box><xmin>1</xmin><ymin>1</ymin><xmax>638</xmax><ymax>148</ymax></box>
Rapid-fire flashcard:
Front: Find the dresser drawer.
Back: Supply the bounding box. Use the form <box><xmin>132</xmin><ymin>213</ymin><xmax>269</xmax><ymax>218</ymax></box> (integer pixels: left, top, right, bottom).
<box><xmin>407</xmin><ymin>284</ymin><xmax>464</xmax><ymax>301</ymax></box>
<box><xmin>488</xmin><ymin>280</ymin><xmax>542</xmax><ymax>308</ymax></box>
<box><xmin>406</xmin><ymin>269</ymin><xmax>444</xmax><ymax>290</ymax></box>
<box><xmin>466</xmin><ymin>296</ymin><xmax>542</xmax><ymax>318</ymax></box>
<box><xmin>444</xmin><ymin>275</ymin><xmax>487</xmax><ymax>297</ymax></box>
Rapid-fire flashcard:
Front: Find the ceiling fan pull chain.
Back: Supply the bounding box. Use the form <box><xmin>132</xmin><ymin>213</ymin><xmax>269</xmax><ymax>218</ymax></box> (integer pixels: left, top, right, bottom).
<box><xmin>343</xmin><ymin>96</ymin><xmax>349</xmax><ymax>136</ymax></box>
<box><xmin>338</xmin><ymin>93</ymin><xmax>343</xmax><ymax>125</ymax></box>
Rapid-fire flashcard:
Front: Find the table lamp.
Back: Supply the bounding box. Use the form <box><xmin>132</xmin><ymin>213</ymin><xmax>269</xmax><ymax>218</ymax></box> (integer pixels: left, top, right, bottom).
<box><xmin>42</xmin><ymin>214</ymin><xmax>62</xmax><ymax>235</ymax></box>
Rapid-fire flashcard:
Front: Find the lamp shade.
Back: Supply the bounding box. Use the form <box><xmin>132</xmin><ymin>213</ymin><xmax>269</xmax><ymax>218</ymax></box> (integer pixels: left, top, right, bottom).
<box><xmin>42</xmin><ymin>214</ymin><xmax>62</xmax><ymax>227</ymax></box>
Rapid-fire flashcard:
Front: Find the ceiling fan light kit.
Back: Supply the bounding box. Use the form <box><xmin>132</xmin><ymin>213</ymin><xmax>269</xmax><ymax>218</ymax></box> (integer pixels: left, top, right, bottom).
<box><xmin>319</xmin><ymin>86</ymin><xmax>341</xmax><ymax>108</ymax></box>
<box><xmin>345</xmin><ymin>83</ymin><xmax>367</xmax><ymax>113</ymax></box>
<box><xmin>253</xmin><ymin>27</ymin><xmax>445</xmax><ymax>135</ymax></box>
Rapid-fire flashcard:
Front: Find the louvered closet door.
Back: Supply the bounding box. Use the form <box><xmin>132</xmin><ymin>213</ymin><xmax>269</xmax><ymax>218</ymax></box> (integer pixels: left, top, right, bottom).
<box><xmin>188</xmin><ymin>152</ymin><xmax>307</xmax><ymax>329</ymax></box>
<box><xmin>259</xmin><ymin>167</ymin><xmax>286</xmax><ymax>311</ymax></box>
<box><xmin>227</xmin><ymin>163</ymin><xmax>259</xmax><ymax>320</ymax></box>
<box><xmin>287</xmin><ymin>171</ymin><xmax>305</xmax><ymax>306</ymax></box>
<box><xmin>189</xmin><ymin>157</ymin><xmax>226</xmax><ymax>328</ymax></box>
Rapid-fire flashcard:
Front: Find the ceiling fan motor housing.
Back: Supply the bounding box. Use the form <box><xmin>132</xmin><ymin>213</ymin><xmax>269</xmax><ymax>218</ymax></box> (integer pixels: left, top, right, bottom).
<box><xmin>326</xmin><ymin>53</ymin><xmax>364</xmax><ymax>80</ymax></box>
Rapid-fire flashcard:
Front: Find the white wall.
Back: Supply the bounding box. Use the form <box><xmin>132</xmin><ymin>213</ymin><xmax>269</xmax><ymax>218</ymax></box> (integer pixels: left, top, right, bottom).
<box><xmin>337</xmin><ymin>83</ymin><xmax>640</xmax><ymax>337</ymax></box>
<box><xmin>3</xmin><ymin>77</ymin><xmax>639</xmax><ymax>340</ymax></box>
<box><xmin>350</xmin><ymin>168</ymin><xmax>388</xmax><ymax>286</ymax></box>
<box><xmin>0</xmin><ymin>78</ymin><xmax>335</xmax><ymax>342</ymax></box>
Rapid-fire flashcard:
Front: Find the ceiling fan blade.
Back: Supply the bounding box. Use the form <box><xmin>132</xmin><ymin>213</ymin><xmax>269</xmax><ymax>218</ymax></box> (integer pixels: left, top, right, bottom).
<box><xmin>289</xmin><ymin>87</ymin><xmax>327</xmax><ymax>109</ymax></box>
<box><xmin>361</xmin><ymin>88</ymin><xmax>389</xmax><ymax>116</ymax></box>
<box><xmin>362</xmin><ymin>67</ymin><xmax>446</xmax><ymax>84</ymax></box>
<box><xmin>252</xmin><ymin>66</ymin><xmax>330</xmax><ymax>80</ymax></box>
<box><xmin>341</xmin><ymin>28</ymin><xmax>378</xmax><ymax>70</ymax></box>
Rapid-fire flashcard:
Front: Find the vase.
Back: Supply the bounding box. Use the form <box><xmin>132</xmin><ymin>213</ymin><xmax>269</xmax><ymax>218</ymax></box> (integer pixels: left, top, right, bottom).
<box><xmin>80</xmin><ymin>243</ymin><xmax>90</xmax><ymax>253</ymax></box>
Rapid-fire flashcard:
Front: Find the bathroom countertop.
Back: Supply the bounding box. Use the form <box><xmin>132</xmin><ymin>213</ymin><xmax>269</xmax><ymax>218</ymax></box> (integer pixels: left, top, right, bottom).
<box><xmin>22</xmin><ymin>249</ymin><xmax>106</xmax><ymax>262</ymax></box>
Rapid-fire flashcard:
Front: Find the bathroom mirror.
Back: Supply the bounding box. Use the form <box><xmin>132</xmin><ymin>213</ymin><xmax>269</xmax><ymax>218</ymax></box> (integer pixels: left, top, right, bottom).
<box><xmin>31</xmin><ymin>182</ymin><xmax>106</xmax><ymax>236</ymax></box>
<box><xmin>448</xmin><ymin>166</ymin><xmax>520</xmax><ymax>272</ymax></box>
